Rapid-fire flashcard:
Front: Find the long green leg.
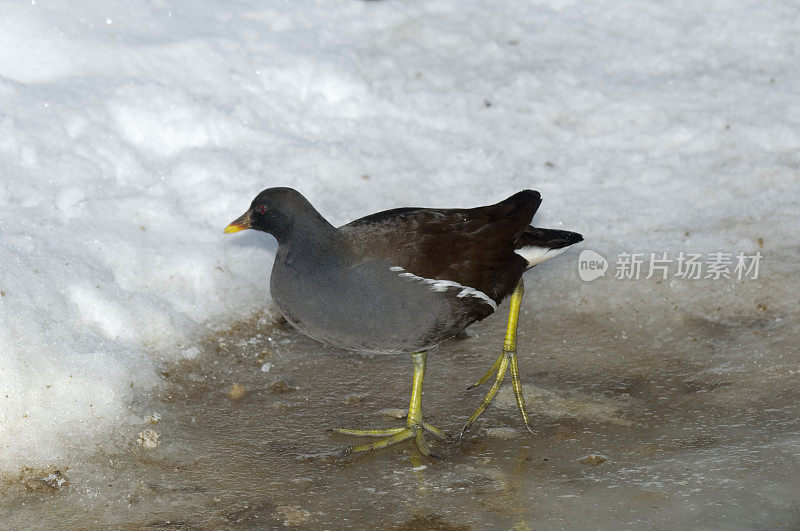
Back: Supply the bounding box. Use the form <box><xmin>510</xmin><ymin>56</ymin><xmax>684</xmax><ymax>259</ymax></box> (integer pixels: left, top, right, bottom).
<box><xmin>462</xmin><ymin>278</ymin><xmax>534</xmax><ymax>439</ymax></box>
<box><xmin>335</xmin><ymin>350</ymin><xmax>449</xmax><ymax>458</ymax></box>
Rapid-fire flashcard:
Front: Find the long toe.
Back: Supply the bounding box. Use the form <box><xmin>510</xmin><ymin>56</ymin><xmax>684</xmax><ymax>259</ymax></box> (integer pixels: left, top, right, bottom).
<box><xmin>342</xmin><ymin>427</ymin><xmax>415</xmax><ymax>456</ymax></box>
<box><xmin>422</xmin><ymin>421</ymin><xmax>450</xmax><ymax>441</ymax></box>
<box><xmin>333</xmin><ymin>427</ymin><xmax>406</xmax><ymax>437</ymax></box>
<box><xmin>333</xmin><ymin>422</ymin><xmax>450</xmax><ymax>458</ymax></box>
<box><xmin>415</xmin><ymin>431</ymin><xmax>439</xmax><ymax>459</ymax></box>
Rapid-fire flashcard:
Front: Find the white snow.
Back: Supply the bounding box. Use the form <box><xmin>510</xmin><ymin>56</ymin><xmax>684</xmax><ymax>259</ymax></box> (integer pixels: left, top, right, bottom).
<box><xmin>1</xmin><ymin>0</ymin><xmax>798</xmax><ymax>476</ymax></box>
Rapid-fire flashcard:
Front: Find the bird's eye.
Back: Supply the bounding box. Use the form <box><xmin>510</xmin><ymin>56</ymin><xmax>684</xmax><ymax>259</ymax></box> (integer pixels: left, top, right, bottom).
<box><xmin>255</xmin><ymin>205</ymin><xmax>267</xmax><ymax>214</ymax></box>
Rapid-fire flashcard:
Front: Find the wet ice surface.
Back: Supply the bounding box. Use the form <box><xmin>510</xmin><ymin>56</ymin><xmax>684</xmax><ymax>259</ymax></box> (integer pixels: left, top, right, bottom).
<box><xmin>2</xmin><ymin>0</ymin><xmax>799</xmax><ymax>526</ymax></box>
<box><xmin>3</xmin><ymin>298</ymin><xmax>798</xmax><ymax>529</ymax></box>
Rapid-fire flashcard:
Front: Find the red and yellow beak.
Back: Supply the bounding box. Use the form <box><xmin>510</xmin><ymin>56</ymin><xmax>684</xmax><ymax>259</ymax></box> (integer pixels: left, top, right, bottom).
<box><xmin>224</xmin><ymin>210</ymin><xmax>252</xmax><ymax>234</ymax></box>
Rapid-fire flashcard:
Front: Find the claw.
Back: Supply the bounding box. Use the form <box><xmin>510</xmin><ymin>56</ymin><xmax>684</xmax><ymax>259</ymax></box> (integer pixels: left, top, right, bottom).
<box><xmin>458</xmin><ymin>422</ymin><xmax>472</xmax><ymax>443</ymax></box>
<box><xmin>337</xmin><ymin>446</ymin><xmax>354</xmax><ymax>460</ymax></box>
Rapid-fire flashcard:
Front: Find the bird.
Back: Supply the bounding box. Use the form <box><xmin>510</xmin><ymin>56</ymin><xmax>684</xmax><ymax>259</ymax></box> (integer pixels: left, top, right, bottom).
<box><xmin>224</xmin><ymin>187</ymin><xmax>582</xmax><ymax>457</ymax></box>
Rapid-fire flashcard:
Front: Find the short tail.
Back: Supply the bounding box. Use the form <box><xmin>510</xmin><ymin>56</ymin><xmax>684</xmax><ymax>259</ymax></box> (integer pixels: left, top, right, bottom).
<box><xmin>514</xmin><ymin>227</ymin><xmax>583</xmax><ymax>268</ymax></box>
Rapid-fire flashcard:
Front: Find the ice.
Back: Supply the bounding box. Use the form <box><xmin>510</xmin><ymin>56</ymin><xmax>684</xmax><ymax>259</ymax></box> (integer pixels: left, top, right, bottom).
<box><xmin>1</xmin><ymin>0</ymin><xmax>798</xmax><ymax>527</ymax></box>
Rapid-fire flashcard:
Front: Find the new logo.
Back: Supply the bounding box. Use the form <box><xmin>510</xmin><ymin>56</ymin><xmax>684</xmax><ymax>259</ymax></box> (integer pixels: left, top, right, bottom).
<box><xmin>578</xmin><ymin>249</ymin><xmax>608</xmax><ymax>282</ymax></box>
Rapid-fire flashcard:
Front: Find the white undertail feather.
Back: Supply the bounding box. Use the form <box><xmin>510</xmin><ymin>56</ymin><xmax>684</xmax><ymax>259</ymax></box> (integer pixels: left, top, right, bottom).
<box><xmin>390</xmin><ymin>267</ymin><xmax>497</xmax><ymax>310</ymax></box>
<box><xmin>515</xmin><ymin>245</ymin><xmax>568</xmax><ymax>268</ymax></box>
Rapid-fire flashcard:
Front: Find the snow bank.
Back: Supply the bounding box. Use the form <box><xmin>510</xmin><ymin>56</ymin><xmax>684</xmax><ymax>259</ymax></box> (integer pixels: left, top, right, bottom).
<box><xmin>1</xmin><ymin>0</ymin><xmax>798</xmax><ymax>472</ymax></box>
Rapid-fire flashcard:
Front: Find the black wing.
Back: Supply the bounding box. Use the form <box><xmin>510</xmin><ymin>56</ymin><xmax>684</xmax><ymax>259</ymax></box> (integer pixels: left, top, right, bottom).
<box><xmin>339</xmin><ymin>190</ymin><xmax>541</xmax><ymax>303</ymax></box>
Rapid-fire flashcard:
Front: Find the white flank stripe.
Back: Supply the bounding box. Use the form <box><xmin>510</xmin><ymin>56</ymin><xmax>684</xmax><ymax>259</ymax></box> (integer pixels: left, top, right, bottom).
<box><xmin>515</xmin><ymin>245</ymin><xmax>567</xmax><ymax>267</ymax></box>
<box><xmin>390</xmin><ymin>266</ymin><xmax>497</xmax><ymax>310</ymax></box>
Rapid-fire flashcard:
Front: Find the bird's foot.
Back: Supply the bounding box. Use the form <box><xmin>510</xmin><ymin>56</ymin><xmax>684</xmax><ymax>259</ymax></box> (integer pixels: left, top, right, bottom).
<box><xmin>334</xmin><ymin>421</ymin><xmax>450</xmax><ymax>459</ymax></box>
<box><xmin>461</xmin><ymin>348</ymin><xmax>534</xmax><ymax>441</ymax></box>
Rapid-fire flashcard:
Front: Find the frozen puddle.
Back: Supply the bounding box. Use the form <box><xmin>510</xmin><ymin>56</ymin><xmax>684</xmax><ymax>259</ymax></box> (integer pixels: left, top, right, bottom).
<box><xmin>1</xmin><ymin>308</ymin><xmax>798</xmax><ymax>528</ymax></box>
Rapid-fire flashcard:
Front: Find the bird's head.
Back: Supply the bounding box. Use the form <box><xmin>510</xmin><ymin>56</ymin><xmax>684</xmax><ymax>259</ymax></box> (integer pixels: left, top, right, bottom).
<box><xmin>224</xmin><ymin>187</ymin><xmax>331</xmax><ymax>242</ymax></box>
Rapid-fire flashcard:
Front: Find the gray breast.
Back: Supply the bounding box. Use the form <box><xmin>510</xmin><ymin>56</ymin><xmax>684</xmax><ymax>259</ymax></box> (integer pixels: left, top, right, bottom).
<box><xmin>269</xmin><ymin>251</ymin><xmax>493</xmax><ymax>353</ymax></box>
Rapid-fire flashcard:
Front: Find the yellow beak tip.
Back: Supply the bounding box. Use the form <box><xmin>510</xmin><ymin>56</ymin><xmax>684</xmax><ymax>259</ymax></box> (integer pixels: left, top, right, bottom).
<box><xmin>224</xmin><ymin>224</ymin><xmax>246</xmax><ymax>234</ymax></box>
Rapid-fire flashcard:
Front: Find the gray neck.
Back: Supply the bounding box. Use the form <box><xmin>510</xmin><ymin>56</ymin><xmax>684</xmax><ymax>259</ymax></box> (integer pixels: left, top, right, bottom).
<box><xmin>274</xmin><ymin>214</ymin><xmax>345</xmax><ymax>271</ymax></box>
<box><xmin>270</xmin><ymin>199</ymin><xmax>339</xmax><ymax>248</ymax></box>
